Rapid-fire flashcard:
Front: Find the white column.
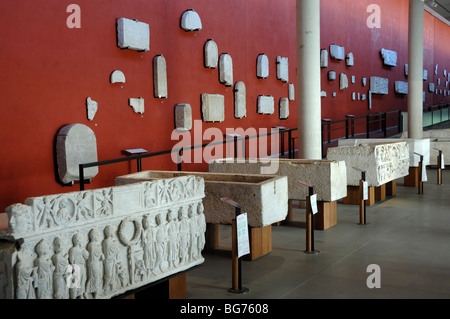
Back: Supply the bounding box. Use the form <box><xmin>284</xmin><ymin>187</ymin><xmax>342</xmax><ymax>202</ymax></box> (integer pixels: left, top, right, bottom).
<box><xmin>297</xmin><ymin>0</ymin><xmax>322</xmax><ymax>159</ymax></box>
<box><xmin>407</xmin><ymin>0</ymin><xmax>424</xmax><ymax>139</ymax></box>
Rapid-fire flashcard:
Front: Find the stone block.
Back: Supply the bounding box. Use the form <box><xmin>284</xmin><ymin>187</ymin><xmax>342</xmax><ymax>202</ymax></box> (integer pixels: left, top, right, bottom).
<box><xmin>370</xmin><ymin>76</ymin><xmax>389</xmax><ymax>95</ymax></box>
<box><xmin>153</xmin><ymin>55</ymin><xmax>167</xmax><ymax>98</ymax></box>
<box><xmin>276</xmin><ymin>56</ymin><xmax>289</xmax><ymax>83</ymax></box>
<box><xmin>0</xmin><ymin>175</ymin><xmax>206</xmax><ymax>299</ymax></box>
<box><xmin>56</xmin><ymin>123</ymin><xmax>99</xmax><ymax>184</ymax></box>
<box><xmin>338</xmin><ymin>138</ymin><xmax>430</xmax><ymax>167</ymax></box>
<box><xmin>204</xmin><ymin>39</ymin><xmax>218</xmax><ymax>68</ymax></box>
<box><xmin>116</xmin><ymin>171</ymin><xmax>288</xmax><ymax>227</ymax></box>
<box><xmin>257</xmin><ymin>54</ymin><xmax>269</xmax><ymax>78</ymax></box>
<box><xmin>380</xmin><ymin>48</ymin><xmax>397</xmax><ymax>66</ymax></box>
<box><xmin>174</xmin><ymin>103</ymin><xmax>192</xmax><ymax>131</ymax></box>
<box><xmin>129</xmin><ymin>98</ymin><xmax>145</xmax><ymax>114</ymax></box>
<box><xmin>257</xmin><ymin>95</ymin><xmax>274</xmax><ymax>115</ymax></box>
<box><xmin>180</xmin><ymin>9</ymin><xmax>202</xmax><ymax>31</ymax></box>
<box><xmin>234</xmin><ymin>81</ymin><xmax>246</xmax><ymax>119</ymax></box>
<box><xmin>279</xmin><ymin>98</ymin><xmax>289</xmax><ymax>120</ymax></box>
<box><xmin>201</xmin><ymin>93</ymin><xmax>225</xmax><ymax>122</ymax></box>
<box><xmin>330</xmin><ymin>44</ymin><xmax>345</xmax><ymax>60</ymax></box>
<box><xmin>219</xmin><ymin>53</ymin><xmax>233</xmax><ymax>86</ymax></box>
<box><xmin>117</xmin><ymin>18</ymin><xmax>150</xmax><ymax>52</ymax></box>
<box><xmin>209</xmin><ymin>158</ymin><xmax>348</xmax><ymax>202</ymax></box>
<box><xmin>327</xmin><ymin>142</ymin><xmax>410</xmax><ymax>187</ymax></box>
<box><xmin>395</xmin><ymin>81</ymin><xmax>408</xmax><ymax>95</ymax></box>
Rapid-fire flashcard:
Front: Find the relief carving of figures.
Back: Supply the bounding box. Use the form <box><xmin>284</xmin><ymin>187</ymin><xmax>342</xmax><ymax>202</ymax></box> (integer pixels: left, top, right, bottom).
<box><xmin>144</xmin><ymin>182</ymin><xmax>158</xmax><ymax>208</ymax></box>
<box><xmin>142</xmin><ymin>215</ymin><xmax>156</xmax><ymax>275</ymax></box>
<box><xmin>68</xmin><ymin>233</ymin><xmax>88</xmax><ymax>299</ymax></box>
<box><xmin>7</xmin><ymin>204</ymin><xmax>33</xmax><ymax>235</ymax></box>
<box><xmin>76</xmin><ymin>192</ymin><xmax>94</xmax><ymax>220</ymax></box>
<box><xmin>86</xmin><ymin>228</ymin><xmax>105</xmax><ymax>298</ymax></box>
<box><xmin>188</xmin><ymin>203</ymin><xmax>199</xmax><ymax>261</ymax></box>
<box><xmin>196</xmin><ymin>203</ymin><xmax>206</xmax><ymax>258</ymax></box>
<box><xmin>52</xmin><ymin>237</ymin><xmax>69</xmax><ymax>299</ymax></box>
<box><xmin>102</xmin><ymin>226</ymin><xmax>120</xmax><ymax>293</ymax></box>
<box><xmin>36</xmin><ymin>197</ymin><xmax>57</xmax><ymax>229</ymax></box>
<box><xmin>15</xmin><ymin>253</ymin><xmax>35</xmax><ymax>299</ymax></box>
<box><xmin>95</xmin><ymin>189</ymin><xmax>113</xmax><ymax>217</ymax></box>
<box><xmin>178</xmin><ymin>206</ymin><xmax>190</xmax><ymax>264</ymax></box>
<box><xmin>34</xmin><ymin>240</ymin><xmax>55</xmax><ymax>299</ymax></box>
<box><xmin>167</xmin><ymin>209</ymin><xmax>179</xmax><ymax>268</ymax></box>
<box><xmin>168</xmin><ymin>179</ymin><xmax>184</xmax><ymax>202</ymax></box>
<box><xmin>154</xmin><ymin>213</ymin><xmax>168</xmax><ymax>272</ymax></box>
<box><xmin>55</xmin><ymin>197</ymin><xmax>76</xmax><ymax>225</ymax></box>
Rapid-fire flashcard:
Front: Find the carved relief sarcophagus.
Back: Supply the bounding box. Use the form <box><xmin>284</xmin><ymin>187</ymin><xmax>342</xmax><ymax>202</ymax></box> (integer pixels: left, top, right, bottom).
<box><xmin>326</xmin><ymin>142</ymin><xmax>410</xmax><ymax>187</ymax></box>
<box><xmin>0</xmin><ymin>175</ymin><xmax>206</xmax><ymax>299</ymax></box>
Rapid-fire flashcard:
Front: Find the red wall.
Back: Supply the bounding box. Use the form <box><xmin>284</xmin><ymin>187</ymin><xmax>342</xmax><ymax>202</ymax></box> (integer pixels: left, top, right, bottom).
<box><xmin>1</xmin><ymin>0</ymin><xmax>450</xmax><ymax>212</ymax></box>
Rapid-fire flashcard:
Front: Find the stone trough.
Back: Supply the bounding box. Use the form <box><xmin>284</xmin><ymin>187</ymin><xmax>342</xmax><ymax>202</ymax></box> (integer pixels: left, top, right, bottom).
<box><xmin>0</xmin><ymin>175</ymin><xmax>206</xmax><ymax>299</ymax></box>
<box><xmin>115</xmin><ymin>170</ymin><xmax>288</xmax><ymax>260</ymax></box>
<box><xmin>208</xmin><ymin>158</ymin><xmax>347</xmax><ymax>230</ymax></box>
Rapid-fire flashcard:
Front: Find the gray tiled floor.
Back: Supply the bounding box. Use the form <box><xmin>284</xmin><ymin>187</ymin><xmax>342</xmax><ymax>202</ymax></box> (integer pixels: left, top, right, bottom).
<box><xmin>186</xmin><ymin>168</ymin><xmax>450</xmax><ymax>299</ymax></box>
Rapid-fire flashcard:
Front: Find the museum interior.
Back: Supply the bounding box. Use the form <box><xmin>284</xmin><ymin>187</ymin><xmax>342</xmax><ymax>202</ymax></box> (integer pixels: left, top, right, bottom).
<box><xmin>1</xmin><ymin>0</ymin><xmax>450</xmax><ymax>303</ymax></box>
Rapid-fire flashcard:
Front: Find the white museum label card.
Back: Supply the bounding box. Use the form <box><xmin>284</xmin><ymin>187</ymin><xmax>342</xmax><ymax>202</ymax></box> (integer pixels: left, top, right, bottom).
<box><xmin>363</xmin><ymin>181</ymin><xmax>369</xmax><ymax>200</ymax></box>
<box><xmin>236</xmin><ymin>213</ymin><xmax>250</xmax><ymax>258</ymax></box>
<box><xmin>310</xmin><ymin>194</ymin><xmax>318</xmax><ymax>215</ymax></box>
<box><xmin>441</xmin><ymin>154</ymin><xmax>445</xmax><ymax>169</ymax></box>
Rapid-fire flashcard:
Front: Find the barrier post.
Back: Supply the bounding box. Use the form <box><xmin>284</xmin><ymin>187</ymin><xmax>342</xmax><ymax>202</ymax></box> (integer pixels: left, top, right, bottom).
<box><xmin>298</xmin><ymin>180</ymin><xmax>320</xmax><ymax>254</ymax></box>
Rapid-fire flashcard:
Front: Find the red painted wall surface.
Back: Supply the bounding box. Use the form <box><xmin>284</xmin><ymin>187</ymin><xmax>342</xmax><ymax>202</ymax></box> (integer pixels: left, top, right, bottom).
<box><xmin>1</xmin><ymin>0</ymin><xmax>450</xmax><ymax>212</ymax></box>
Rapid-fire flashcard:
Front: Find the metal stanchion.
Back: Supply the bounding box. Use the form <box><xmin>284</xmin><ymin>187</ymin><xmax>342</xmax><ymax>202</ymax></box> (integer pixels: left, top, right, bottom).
<box><xmin>353</xmin><ymin>167</ymin><xmax>369</xmax><ymax>225</ymax></box>
<box><xmin>298</xmin><ymin>180</ymin><xmax>320</xmax><ymax>254</ymax></box>
<box><xmin>435</xmin><ymin>148</ymin><xmax>444</xmax><ymax>185</ymax></box>
<box><xmin>221</xmin><ymin>197</ymin><xmax>249</xmax><ymax>294</ymax></box>
<box><xmin>414</xmin><ymin>152</ymin><xmax>424</xmax><ymax>194</ymax></box>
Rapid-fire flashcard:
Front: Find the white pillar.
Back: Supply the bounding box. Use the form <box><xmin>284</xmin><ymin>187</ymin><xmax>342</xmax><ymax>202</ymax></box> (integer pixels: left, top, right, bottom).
<box><xmin>297</xmin><ymin>0</ymin><xmax>322</xmax><ymax>159</ymax></box>
<box><xmin>407</xmin><ymin>0</ymin><xmax>424</xmax><ymax>139</ymax></box>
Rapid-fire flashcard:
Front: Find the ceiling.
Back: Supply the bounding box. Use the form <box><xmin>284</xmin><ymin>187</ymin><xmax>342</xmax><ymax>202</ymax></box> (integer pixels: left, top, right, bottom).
<box><xmin>424</xmin><ymin>0</ymin><xmax>450</xmax><ymax>25</ymax></box>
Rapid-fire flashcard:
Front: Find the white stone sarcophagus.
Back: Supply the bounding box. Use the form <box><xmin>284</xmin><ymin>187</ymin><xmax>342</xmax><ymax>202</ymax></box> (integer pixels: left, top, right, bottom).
<box><xmin>0</xmin><ymin>175</ymin><xmax>206</xmax><ymax>299</ymax></box>
<box><xmin>115</xmin><ymin>171</ymin><xmax>288</xmax><ymax>228</ymax></box>
<box><xmin>208</xmin><ymin>158</ymin><xmax>347</xmax><ymax>203</ymax></box>
<box><xmin>326</xmin><ymin>142</ymin><xmax>410</xmax><ymax>187</ymax></box>
<box><xmin>338</xmin><ymin>138</ymin><xmax>430</xmax><ymax>168</ymax></box>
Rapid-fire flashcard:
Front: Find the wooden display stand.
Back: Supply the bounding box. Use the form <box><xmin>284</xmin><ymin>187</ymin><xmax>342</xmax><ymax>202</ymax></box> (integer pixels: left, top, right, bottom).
<box><xmin>283</xmin><ymin>199</ymin><xmax>337</xmax><ymax>230</ymax></box>
<box><xmin>375</xmin><ymin>184</ymin><xmax>386</xmax><ymax>201</ymax></box>
<box><xmin>386</xmin><ymin>180</ymin><xmax>397</xmax><ymax>196</ymax></box>
<box><xmin>205</xmin><ymin>223</ymin><xmax>272</xmax><ymax>261</ymax></box>
<box><xmin>404</xmin><ymin>166</ymin><xmax>420</xmax><ymax>187</ymax></box>
<box><xmin>120</xmin><ymin>273</ymin><xmax>187</xmax><ymax>299</ymax></box>
<box><xmin>343</xmin><ymin>185</ymin><xmax>375</xmax><ymax>206</ymax></box>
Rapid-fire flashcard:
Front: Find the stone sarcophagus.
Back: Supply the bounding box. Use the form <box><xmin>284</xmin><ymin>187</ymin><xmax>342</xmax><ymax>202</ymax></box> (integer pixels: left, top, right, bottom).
<box><xmin>338</xmin><ymin>138</ymin><xmax>430</xmax><ymax>167</ymax></box>
<box><xmin>115</xmin><ymin>171</ymin><xmax>288</xmax><ymax>228</ymax></box>
<box><xmin>327</xmin><ymin>142</ymin><xmax>410</xmax><ymax>187</ymax></box>
<box><xmin>0</xmin><ymin>175</ymin><xmax>206</xmax><ymax>299</ymax></box>
<box><xmin>208</xmin><ymin>158</ymin><xmax>347</xmax><ymax>202</ymax></box>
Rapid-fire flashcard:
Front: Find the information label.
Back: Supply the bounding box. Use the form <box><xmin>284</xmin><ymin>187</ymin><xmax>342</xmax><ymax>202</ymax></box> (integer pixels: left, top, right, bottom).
<box><xmin>441</xmin><ymin>154</ymin><xmax>445</xmax><ymax>170</ymax></box>
<box><xmin>363</xmin><ymin>181</ymin><xmax>369</xmax><ymax>200</ymax></box>
<box><xmin>236</xmin><ymin>213</ymin><xmax>250</xmax><ymax>258</ymax></box>
<box><xmin>421</xmin><ymin>166</ymin><xmax>428</xmax><ymax>182</ymax></box>
<box><xmin>310</xmin><ymin>194</ymin><xmax>318</xmax><ymax>215</ymax></box>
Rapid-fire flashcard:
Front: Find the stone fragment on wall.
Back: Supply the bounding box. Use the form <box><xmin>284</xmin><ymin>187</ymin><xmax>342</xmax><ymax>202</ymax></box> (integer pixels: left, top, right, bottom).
<box><xmin>204</xmin><ymin>39</ymin><xmax>218</xmax><ymax>68</ymax></box>
<box><xmin>180</xmin><ymin>9</ymin><xmax>202</xmax><ymax>31</ymax></box>
<box><xmin>117</xmin><ymin>18</ymin><xmax>150</xmax><ymax>52</ymax></box>
<box><xmin>346</xmin><ymin>52</ymin><xmax>354</xmax><ymax>66</ymax></box>
<box><xmin>320</xmin><ymin>49</ymin><xmax>328</xmax><ymax>68</ymax></box>
<box><xmin>276</xmin><ymin>56</ymin><xmax>289</xmax><ymax>82</ymax></box>
<box><xmin>234</xmin><ymin>81</ymin><xmax>246</xmax><ymax>119</ymax></box>
<box><xmin>56</xmin><ymin>123</ymin><xmax>99</xmax><ymax>185</ymax></box>
<box><xmin>201</xmin><ymin>94</ymin><xmax>224</xmax><ymax>122</ymax></box>
<box><xmin>153</xmin><ymin>55</ymin><xmax>167</xmax><ymax>98</ymax></box>
<box><xmin>129</xmin><ymin>98</ymin><xmax>144</xmax><ymax>114</ymax></box>
<box><xmin>257</xmin><ymin>54</ymin><xmax>269</xmax><ymax>78</ymax></box>
<box><xmin>86</xmin><ymin>97</ymin><xmax>98</xmax><ymax>121</ymax></box>
<box><xmin>288</xmin><ymin>83</ymin><xmax>295</xmax><ymax>101</ymax></box>
<box><xmin>279</xmin><ymin>98</ymin><xmax>289</xmax><ymax>119</ymax></box>
<box><xmin>257</xmin><ymin>95</ymin><xmax>274</xmax><ymax>115</ymax></box>
<box><xmin>219</xmin><ymin>53</ymin><xmax>233</xmax><ymax>86</ymax></box>
<box><xmin>395</xmin><ymin>81</ymin><xmax>408</xmax><ymax>95</ymax></box>
<box><xmin>380</xmin><ymin>48</ymin><xmax>397</xmax><ymax>67</ymax></box>
<box><xmin>330</xmin><ymin>44</ymin><xmax>345</xmax><ymax>60</ymax></box>
<box><xmin>110</xmin><ymin>70</ymin><xmax>126</xmax><ymax>84</ymax></box>
<box><xmin>340</xmin><ymin>73</ymin><xmax>348</xmax><ymax>90</ymax></box>
<box><xmin>370</xmin><ymin>76</ymin><xmax>389</xmax><ymax>95</ymax></box>
<box><xmin>429</xmin><ymin>82</ymin><xmax>435</xmax><ymax>92</ymax></box>
<box><xmin>175</xmin><ymin>104</ymin><xmax>192</xmax><ymax>131</ymax></box>
<box><xmin>328</xmin><ymin>71</ymin><xmax>336</xmax><ymax>81</ymax></box>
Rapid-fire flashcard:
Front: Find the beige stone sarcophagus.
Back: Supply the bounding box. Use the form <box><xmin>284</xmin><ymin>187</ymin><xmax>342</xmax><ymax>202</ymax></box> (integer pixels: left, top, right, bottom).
<box><xmin>115</xmin><ymin>170</ymin><xmax>288</xmax><ymax>228</ymax></box>
<box><xmin>0</xmin><ymin>175</ymin><xmax>205</xmax><ymax>299</ymax></box>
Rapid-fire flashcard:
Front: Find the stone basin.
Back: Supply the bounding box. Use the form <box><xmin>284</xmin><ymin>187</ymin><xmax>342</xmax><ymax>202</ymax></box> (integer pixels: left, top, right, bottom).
<box><xmin>208</xmin><ymin>158</ymin><xmax>347</xmax><ymax>202</ymax></box>
<box><xmin>115</xmin><ymin>170</ymin><xmax>288</xmax><ymax>228</ymax></box>
<box><xmin>327</xmin><ymin>141</ymin><xmax>410</xmax><ymax>187</ymax></box>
